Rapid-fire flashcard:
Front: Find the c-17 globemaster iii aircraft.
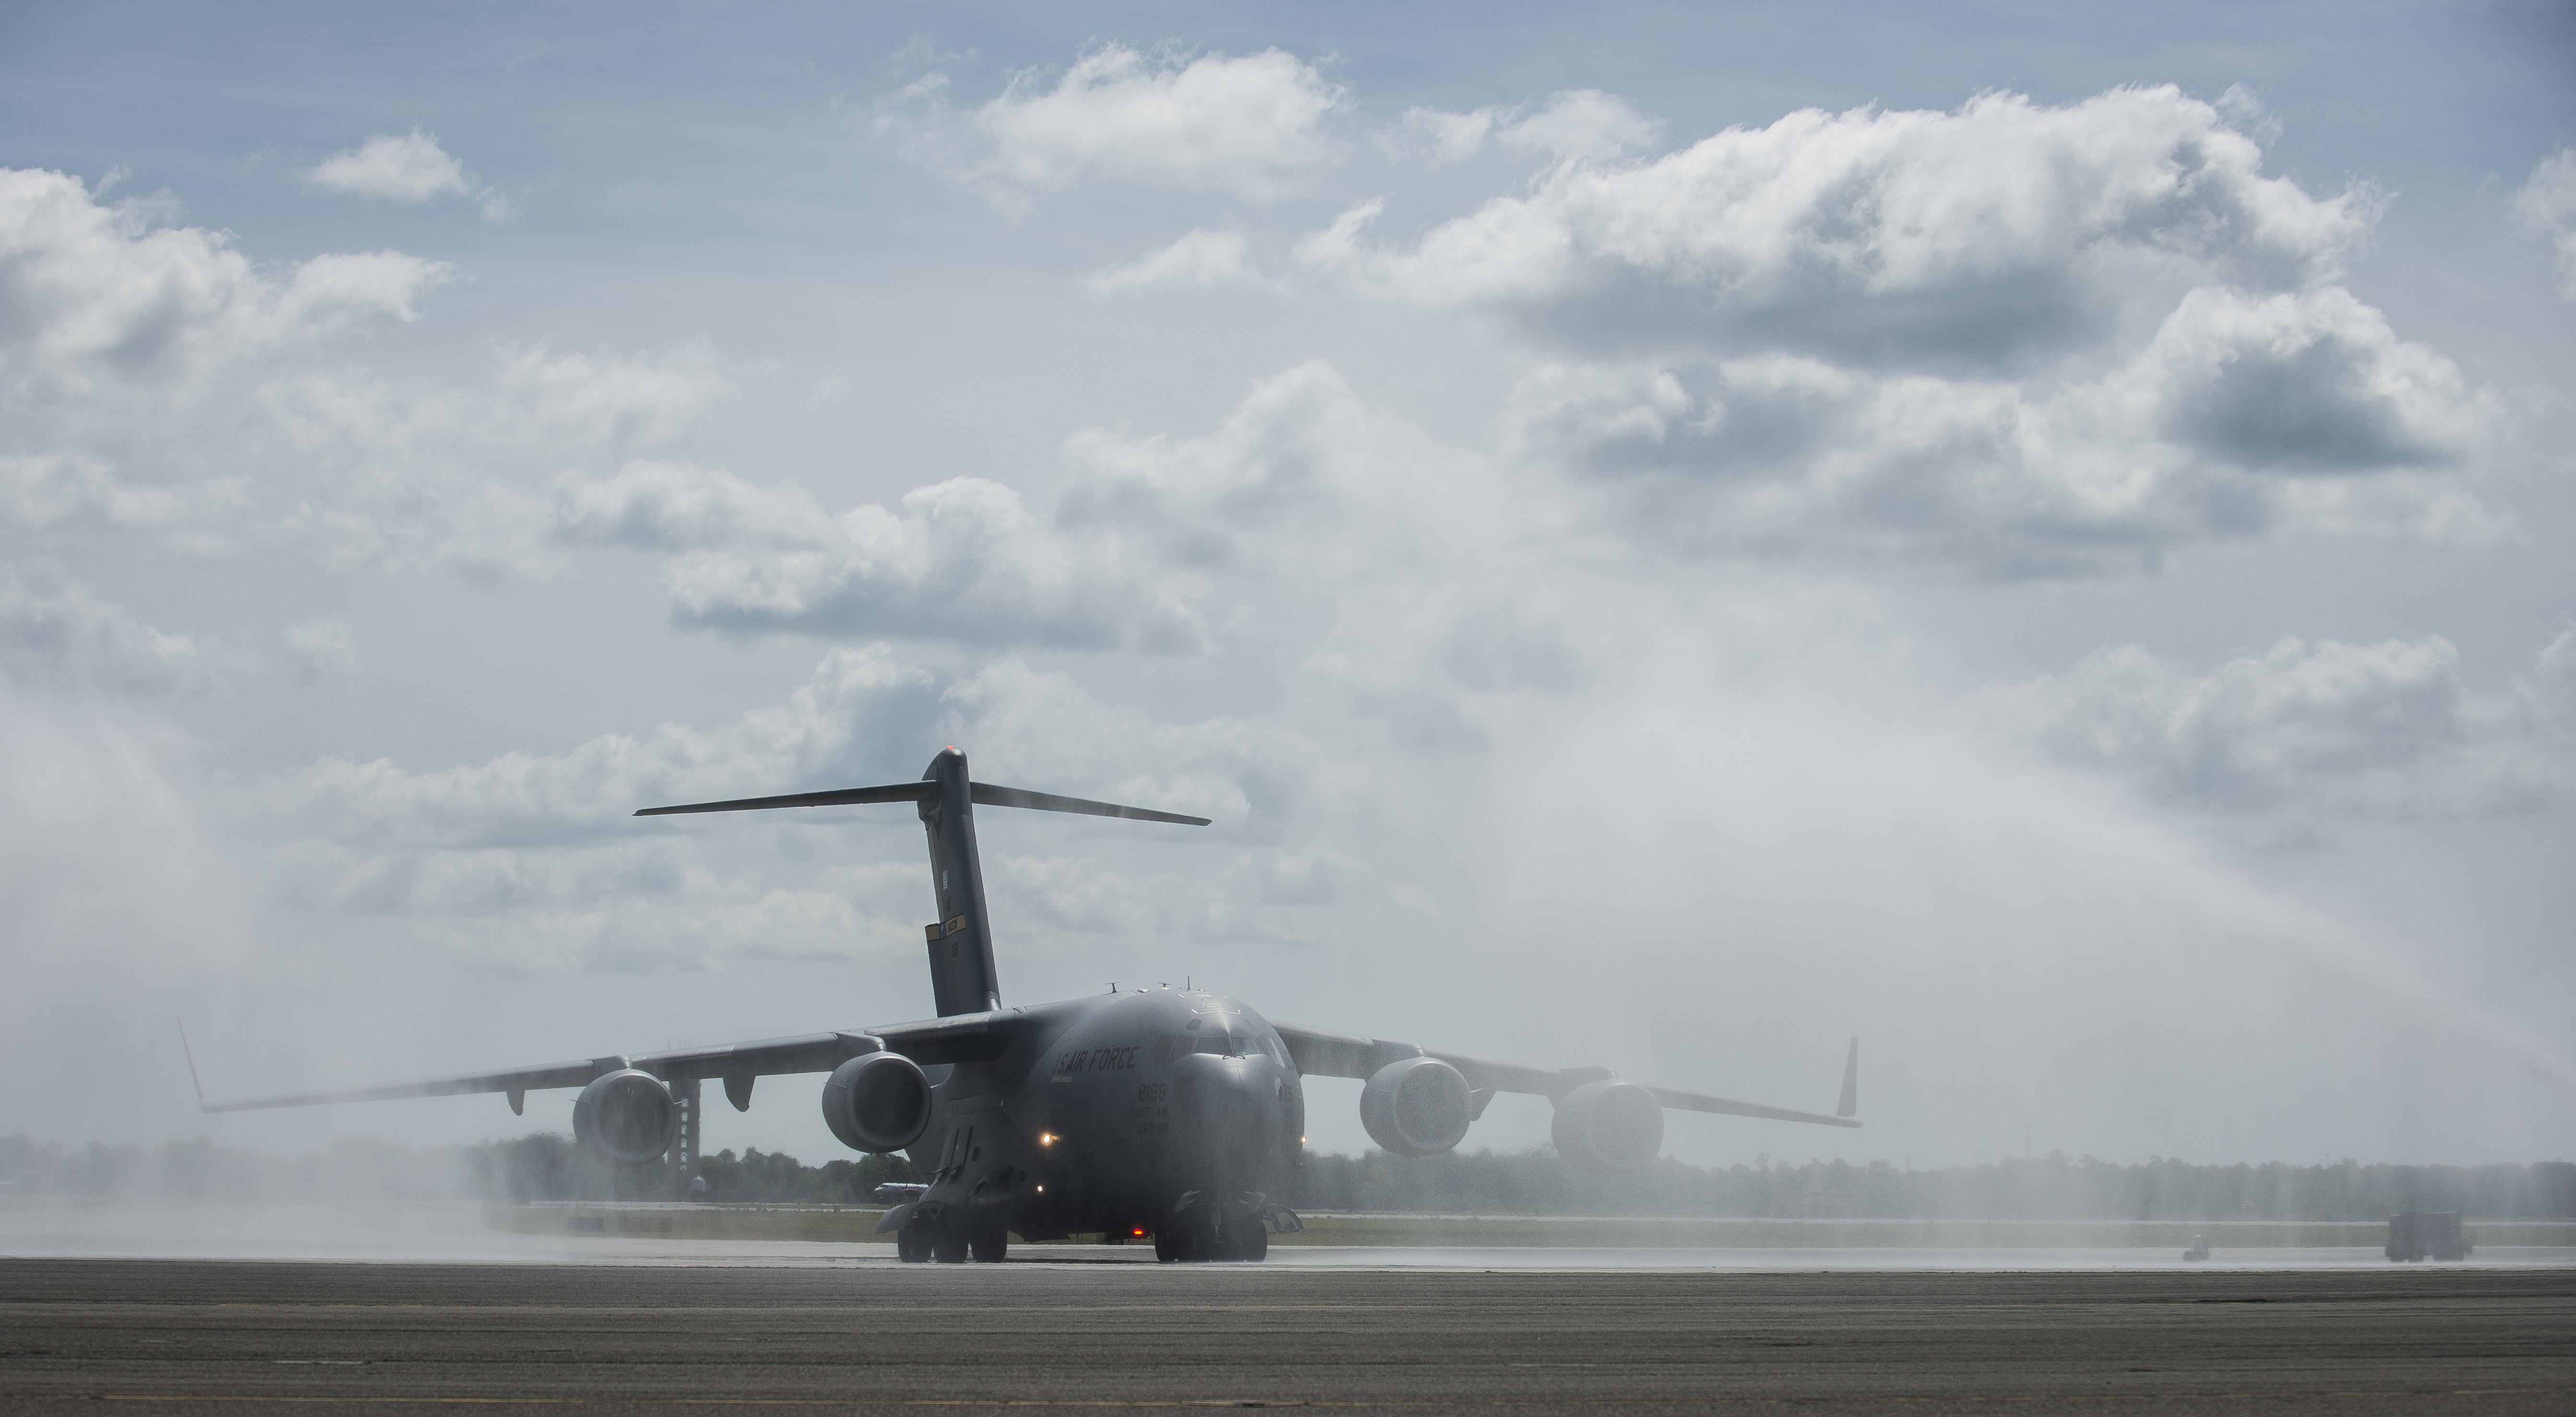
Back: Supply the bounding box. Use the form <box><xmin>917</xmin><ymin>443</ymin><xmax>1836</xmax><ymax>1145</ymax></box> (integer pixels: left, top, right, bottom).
<box><xmin>199</xmin><ymin>748</ymin><xmax>1860</xmax><ymax>1263</ymax></box>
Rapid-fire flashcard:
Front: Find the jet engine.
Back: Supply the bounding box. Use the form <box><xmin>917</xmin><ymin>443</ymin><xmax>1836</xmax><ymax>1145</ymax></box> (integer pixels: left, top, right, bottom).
<box><xmin>571</xmin><ymin>1068</ymin><xmax>677</xmax><ymax>1166</ymax></box>
<box><xmin>821</xmin><ymin>1051</ymin><xmax>933</xmax><ymax>1154</ymax></box>
<box><xmin>1359</xmin><ymin>1055</ymin><xmax>1473</xmax><ymax>1158</ymax></box>
<box><xmin>1550</xmin><ymin>1079</ymin><xmax>1664</xmax><ymax>1173</ymax></box>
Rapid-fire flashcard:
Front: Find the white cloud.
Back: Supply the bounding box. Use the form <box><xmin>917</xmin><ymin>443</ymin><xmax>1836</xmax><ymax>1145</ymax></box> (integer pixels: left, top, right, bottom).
<box><xmin>1087</xmin><ymin>229</ymin><xmax>1268</xmax><ymax>295</ymax></box>
<box><xmin>494</xmin><ymin>340</ymin><xmax>736</xmax><ymax>449</ymax></box>
<box><xmin>235</xmin><ymin>339</ymin><xmax>738</xmax><ymax>578</ymax></box>
<box><xmin>1388</xmin><ymin>90</ymin><xmax>1660</xmax><ymax>164</ymax></box>
<box><xmin>2512</xmin><ymin>148</ymin><xmax>2576</xmax><ymax>299</ymax></box>
<box><xmin>551</xmin><ymin>363</ymin><xmax>1482</xmax><ymax>654</ymax></box>
<box><xmin>1310</xmin><ymin>87</ymin><xmax>2371</xmax><ymax>370</ymax></box>
<box><xmin>1387</xmin><ymin>106</ymin><xmax>1500</xmax><ymax>164</ymax></box>
<box><xmin>1499</xmin><ymin>89</ymin><xmax>1661</xmax><ymax>161</ymax></box>
<box><xmin>284</xmin><ymin>617</ymin><xmax>358</xmax><ymax>682</ymax></box>
<box><xmin>881</xmin><ymin>44</ymin><xmax>1344</xmax><ymax>200</ymax></box>
<box><xmin>0</xmin><ymin>450</ymin><xmax>247</xmax><ymax>541</ymax></box>
<box><xmin>656</xmin><ymin>474</ymin><xmax>1212</xmax><ymax>652</ymax></box>
<box><xmin>0</xmin><ymin>167</ymin><xmax>449</xmax><ymax>395</ymax></box>
<box><xmin>1983</xmin><ymin>631</ymin><xmax>2575</xmax><ymax>825</ymax></box>
<box><xmin>305</xmin><ymin>130</ymin><xmax>470</xmax><ymax>202</ymax></box>
<box><xmin>1503</xmin><ymin>283</ymin><xmax>2499</xmax><ymax>577</ymax></box>
<box><xmin>554</xmin><ymin>459</ymin><xmax>830</xmax><ymax>552</ymax></box>
<box><xmin>0</xmin><ymin>569</ymin><xmax>214</xmax><ymax>696</ymax></box>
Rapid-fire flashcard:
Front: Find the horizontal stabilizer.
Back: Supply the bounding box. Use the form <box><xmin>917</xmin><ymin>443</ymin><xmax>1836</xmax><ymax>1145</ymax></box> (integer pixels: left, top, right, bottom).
<box><xmin>637</xmin><ymin>779</ymin><xmax>1208</xmax><ymax>826</ymax></box>
<box><xmin>970</xmin><ymin>781</ymin><xmax>1209</xmax><ymax>826</ymax></box>
<box><xmin>636</xmin><ymin>782</ymin><xmax>934</xmax><ymax>816</ymax></box>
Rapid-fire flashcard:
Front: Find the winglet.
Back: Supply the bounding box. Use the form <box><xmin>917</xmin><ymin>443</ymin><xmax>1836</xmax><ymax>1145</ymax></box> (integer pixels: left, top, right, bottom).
<box><xmin>1835</xmin><ymin>1036</ymin><xmax>1859</xmax><ymax>1119</ymax></box>
<box><xmin>178</xmin><ymin>1021</ymin><xmax>208</xmax><ymax>1113</ymax></box>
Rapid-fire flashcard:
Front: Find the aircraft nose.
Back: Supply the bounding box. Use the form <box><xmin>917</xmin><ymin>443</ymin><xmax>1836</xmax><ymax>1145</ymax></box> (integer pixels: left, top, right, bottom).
<box><xmin>1182</xmin><ymin>1057</ymin><xmax>1295</xmax><ymax>1187</ymax></box>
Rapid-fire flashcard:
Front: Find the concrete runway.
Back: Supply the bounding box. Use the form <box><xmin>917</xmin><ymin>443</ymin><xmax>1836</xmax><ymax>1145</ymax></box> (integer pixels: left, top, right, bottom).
<box><xmin>3</xmin><ymin>1256</ymin><xmax>2571</xmax><ymax>1414</ymax></box>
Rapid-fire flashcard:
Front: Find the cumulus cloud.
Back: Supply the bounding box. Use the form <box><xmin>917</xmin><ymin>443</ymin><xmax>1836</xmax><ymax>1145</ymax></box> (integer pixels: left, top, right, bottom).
<box><xmin>0</xmin><ymin>569</ymin><xmax>214</xmax><ymax>696</ymax></box>
<box><xmin>2513</xmin><ymin>148</ymin><xmax>2576</xmax><ymax>298</ymax></box>
<box><xmin>1503</xmin><ymin>282</ymin><xmax>2498</xmax><ymax>576</ymax></box>
<box><xmin>1087</xmin><ymin>229</ymin><xmax>1268</xmax><ymax>295</ymax></box>
<box><xmin>0</xmin><ymin>450</ymin><xmax>247</xmax><ymax>541</ymax></box>
<box><xmin>1340</xmin><ymin>85</ymin><xmax>2511</xmax><ymax>577</ymax></box>
<box><xmin>554</xmin><ymin>459</ymin><xmax>830</xmax><ymax>552</ymax></box>
<box><xmin>548</xmin><ymin>362</ymin><xmax>1483</xmax><ymax>654</ymax></box>
<box><xmin>880</xmin><ymin>44</ymin><xmax>1344</xmax><ymax>201</ymax></box>
<box><xmin>655</xmin><ymin>475</ymin><xmax>1212</xmax><ymax>652</ymax></box>
<box><xmin>231</xmin><ymin>338</ymin><xmax>738</xmax><ymax>578</ymax></box>
<box><xmin>1310</xmin><ymin>87</ymin><xmax>2370</xmax><ymax>371</ymax></box>
<box><xmin>0</xmin><ymin>167</ymin><xmax>449</xmax><ymax>394</ymax></box>
<box><xmin>1388</xmin><ymin>89</ymin><xmax>1660</xmax><ymax>164</ymax></box>
<box><xmin>1983</xmin><ymin>630</ymin><xmax>2575</xmax><ymax>825</ymax></box>
<box><xmin>494</xmin><ymin>340</ymin><xmax>736</xmax><ymax>449</ymax></box>
<box><xmin>306</xmin><ymin>130</ymin><xmax>471</xmax><ymax>202</ymax></box>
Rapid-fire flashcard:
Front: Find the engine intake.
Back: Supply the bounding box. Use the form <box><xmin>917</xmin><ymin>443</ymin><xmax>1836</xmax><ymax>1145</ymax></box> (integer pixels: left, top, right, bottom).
<box><xmin>572</xmin><ymin>1069</ymin><xmax>677</xmax><ymax>1166</ymax></box>
<box><xmin>1359</xmin><ymin>1056</ymin><xmax>1473</xmax><ymax>1158</ymax></box>
<box><xmin>1551</xmin><ymin>1079</ymin><xmax>1664</xmax><ymax>1173</ymax></box>
<box><xmin>822</xmin><ymin>1051</ymin><xmax>933</xmax><ymax>1154</ymax></box>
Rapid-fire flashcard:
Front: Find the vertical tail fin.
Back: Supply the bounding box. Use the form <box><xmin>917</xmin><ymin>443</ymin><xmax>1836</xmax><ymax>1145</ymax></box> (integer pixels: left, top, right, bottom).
<box><xmin>1835</xmin><ymin>1036</ymin><xmax>1858</xmax><ymax>1119</ymax></box>
<box><xmin>917</xmin><ymin>748</ymin><xmax>1001</xmax><ymax>1016</ymax></box>
<box><xmin>178</xmin><ymin>1021</ymin><xmax>208</xmax><ymax>1112</ymax></box>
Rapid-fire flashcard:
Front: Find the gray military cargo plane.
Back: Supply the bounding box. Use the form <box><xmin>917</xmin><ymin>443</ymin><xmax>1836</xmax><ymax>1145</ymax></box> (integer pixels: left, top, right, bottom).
<box><xmin>200</xmin><ymin>747</ymin><xmax>1860</xmax><ymax>1263</ymax></box>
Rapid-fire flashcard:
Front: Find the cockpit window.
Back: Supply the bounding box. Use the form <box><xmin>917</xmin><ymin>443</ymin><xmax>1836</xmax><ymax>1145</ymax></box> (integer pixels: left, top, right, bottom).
<box><xmin>1190</xmin><ymin>1031</ymin><xmax>1284</xmax><ymax>1061</ymax></box>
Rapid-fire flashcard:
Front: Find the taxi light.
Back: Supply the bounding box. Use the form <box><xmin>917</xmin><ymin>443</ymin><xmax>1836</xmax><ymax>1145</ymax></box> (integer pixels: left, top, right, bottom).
<box><xmin>1039</xmin><ymin>1132</ymin><xmax>1056</xmax><ymax>1146</ymax></box>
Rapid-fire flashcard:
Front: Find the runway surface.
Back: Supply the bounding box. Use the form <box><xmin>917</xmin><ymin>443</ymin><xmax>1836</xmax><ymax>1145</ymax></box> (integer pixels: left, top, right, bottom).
<box><xmin>4</xmin><ymin>1256</ymin><xmax>2572</xmax><ymax>1414</ymax></box>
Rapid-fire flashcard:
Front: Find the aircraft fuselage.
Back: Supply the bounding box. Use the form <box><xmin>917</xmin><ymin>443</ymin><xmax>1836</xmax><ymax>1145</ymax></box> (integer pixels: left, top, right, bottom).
<box><xmin>906</xmin><ymin>988</ymin><xmax>1302</xmax><ymax>1256</ymax></box>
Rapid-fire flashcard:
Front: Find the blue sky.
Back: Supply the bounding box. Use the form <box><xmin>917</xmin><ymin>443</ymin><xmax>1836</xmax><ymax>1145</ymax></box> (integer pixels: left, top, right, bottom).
<box><xmin>3</xmin><ymin>2</ymin><xmax>2572</xmax><ymax>1170</ymax></box>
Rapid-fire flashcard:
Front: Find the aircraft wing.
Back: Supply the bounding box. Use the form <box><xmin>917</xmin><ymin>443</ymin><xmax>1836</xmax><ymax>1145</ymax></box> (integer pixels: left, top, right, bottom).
<box><xmin>192</xmin><ymin>1013</ymin><xmax>1014</xmax><ymax>1115</ymax></box>
<box><xmin>1271</xmin><ymin>1022</ymin><xmax>1859</xmax><ymax>1130</ymax></box>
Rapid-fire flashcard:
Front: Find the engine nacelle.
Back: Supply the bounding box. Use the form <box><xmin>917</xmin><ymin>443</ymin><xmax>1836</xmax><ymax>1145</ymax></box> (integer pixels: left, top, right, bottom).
<box><xmin>572</xmin><ymin>1069</ymin><xmax>677</xmax><ymax>1166</ymax></box>
<box><xmin>821</xmin><ymin>1051</ymin><xmax>933</xmax><ymax>1154</ymax></box>
<box><xmin>1551</xmin><ymin>1079</ymin><xmax>1664</xmax><ymax>1174</ymax></box>
<box><xmin>1359</xmin><ymin>1055</ymin><xmax>1473</xmax><ymax>1158</ymax></box>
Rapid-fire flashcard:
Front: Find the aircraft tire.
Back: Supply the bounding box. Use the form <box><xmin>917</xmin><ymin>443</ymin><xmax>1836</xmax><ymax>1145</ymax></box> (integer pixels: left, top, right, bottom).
<box><xmin>1220</xmin><ymin>1201</ymin><xmax>1268</xmax><ymax>1262</ymax></box>
<box><xmin>1176</xmin><ymin>1209</ymin><xmax>1222</xmax><ymax>1263</ymax></box>
<box><xmin>895</xmin><ymin>1219</ymin><xmax>933</xmax><ymax>1263</ymax></box>
<box><xmin>932</xmin><ymin>1222</ymin><xmax>969</xmax><ymax>1264</ymax></box>
<box><xmin>1152</xmin><ymin>1229</ymin><xmax>1179</xmax><ymax>1262</ymax></box>
<box><xmin>1232</xmin><ymin>1221</ymin><xmax>1269</xmax><ymax>1262</ymax></box>
<box><xmin>970</xmin><ymin>1224</ymin><xmax>1008</xmax><ymax>1263</ymax></box>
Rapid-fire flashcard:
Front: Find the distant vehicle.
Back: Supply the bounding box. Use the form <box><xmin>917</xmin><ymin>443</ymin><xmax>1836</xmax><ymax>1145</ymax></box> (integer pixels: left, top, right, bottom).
<box><xmin>197</xmin><ymin>749</ymin><xmax>1860</xmax><ymax>1263</ymax></box>
<box><xmin>2387</xmin><ymin>1211</ymin><xmax>2472</xmax><ymax>1262</ymax></box>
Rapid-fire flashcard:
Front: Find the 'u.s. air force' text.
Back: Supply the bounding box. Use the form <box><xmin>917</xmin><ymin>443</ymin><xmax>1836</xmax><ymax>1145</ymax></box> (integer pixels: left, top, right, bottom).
<box><xmin>1052</xmin><ymin>1046</ymin><xmax>1141</xmax><ymax>1075</ymax></box>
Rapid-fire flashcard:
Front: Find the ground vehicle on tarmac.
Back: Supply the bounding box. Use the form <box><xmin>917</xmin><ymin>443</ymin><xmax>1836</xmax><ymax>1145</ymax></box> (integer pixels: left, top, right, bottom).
<box><xmin>200</xmin><ymin>749</ymin><xmax>1859</xmax><ymax>1262</ymax></box>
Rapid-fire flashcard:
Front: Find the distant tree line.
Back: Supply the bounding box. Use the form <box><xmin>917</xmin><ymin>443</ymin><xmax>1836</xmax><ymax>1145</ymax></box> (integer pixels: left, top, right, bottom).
<box><xmin>7</xmin><ymin>1134</ymin><xmax>2569</xmax><ymax>1219</ymax></box>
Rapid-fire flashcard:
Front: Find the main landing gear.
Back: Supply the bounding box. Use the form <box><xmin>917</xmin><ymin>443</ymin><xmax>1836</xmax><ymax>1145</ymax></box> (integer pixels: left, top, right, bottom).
<box><xmin>1152</xmin><ymin>1200</ymin><xmax>1269</xmax><ymax>1263</ymax></box>
<box><xmin>898</xmin><ymin>1212</ymin><xmax>1007</xmax><ymax>1263</ymax></box>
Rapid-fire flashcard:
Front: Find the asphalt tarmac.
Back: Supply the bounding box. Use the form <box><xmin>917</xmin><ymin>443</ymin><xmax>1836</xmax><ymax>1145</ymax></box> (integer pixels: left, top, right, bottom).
<box><xmin>3</xmin><ymin>1256</ymin><xmax>2571</xmax><ymax>1414</ymax></box>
